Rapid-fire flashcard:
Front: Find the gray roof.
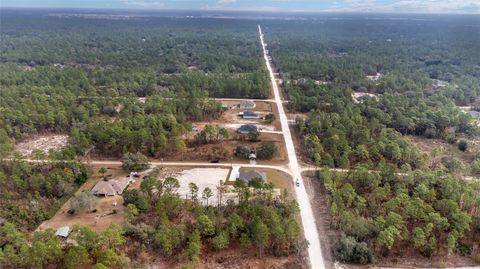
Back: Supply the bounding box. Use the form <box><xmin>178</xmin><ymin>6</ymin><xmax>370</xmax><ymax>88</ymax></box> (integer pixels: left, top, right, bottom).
<box><xmin>55</xmin><ymin>226</ymin><xmax>71</xmax><ymax>238</ymax></box>
<box><xmin>238</xmin><ymin>170</ymin><xmax>267</xmax><ymax>182</ymax></box>
<box><xmin>91</xmin><ymin>177</ymin><xmax>131</xmax><ymax>196</ymax></box>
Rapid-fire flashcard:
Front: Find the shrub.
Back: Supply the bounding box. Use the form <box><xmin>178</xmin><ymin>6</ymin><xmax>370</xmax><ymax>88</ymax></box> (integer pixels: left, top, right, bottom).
<box><xmin>256</xmin><ymin>141</ymin><xmax>278</xmax><ymax>160</ymax></box>
<box><xmin>458</xmin><ymin>140</ymin><xmax>468</xmax><ymax>152</ymax></box>
<box><xmin>456</xmin><ymin>243</ymin><xmax>472</xmax><ymax>256</ymax></box>
<box><xmin>69</xmin><ymin>192</ymin><xmax>97</xmax><ymax>214</ymax></box>
<box><xmin>235</xmin><ymin>145</ymin><xmax>250</xmax><ymax>159</ymax></box>
<box><xmin>264</xmin><ymin>113</ymin><xmax>276</xmax><ymax>123</ymax></box>
<box><xmin>122</xmin><ymin>152</ymin><xmax>150</xmax><ymax>172</ymax></box>
<box><xmin>333</xmin><ymin>235</ymin><xmax>374</xmax><ymax>265</ymax></box>
<box><xmin>470</xmin><ymin>160</ymin><xmax>480</xmax><ymax>176</ymax></box>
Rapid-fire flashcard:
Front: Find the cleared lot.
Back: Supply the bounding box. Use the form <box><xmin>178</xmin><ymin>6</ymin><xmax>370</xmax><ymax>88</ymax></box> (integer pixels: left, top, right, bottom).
<box><xmin>175</xmin><ymin>167</ymin><xmax>235</xmax><ymax>205</ymax></box>
<box><xmin>15</xmin><ymin>134</ymin><xmax>68</xmax><ymax>156</ymax></box>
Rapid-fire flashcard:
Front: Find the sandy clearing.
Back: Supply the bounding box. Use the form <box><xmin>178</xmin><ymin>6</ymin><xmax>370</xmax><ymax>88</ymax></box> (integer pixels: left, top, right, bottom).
<box><xmin>15</xmin><ymin>134</ymin><xmax>68</xmax><ymax>156</ymax></box>
<box><xmin>175</xmin><ymin>167</ymin><xmax>236</xmax><ymax>206</ymax></box>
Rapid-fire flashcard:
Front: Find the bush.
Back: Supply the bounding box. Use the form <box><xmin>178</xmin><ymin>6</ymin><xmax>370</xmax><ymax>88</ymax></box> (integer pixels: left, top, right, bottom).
<box><xmin>264</xmin><ymin>113</ymin><xmax>276</xmax><ymax>123</ymax></box>
<box><xmin>456</xmin><ymin>243</ymin><xmax>472</xmax><ymax>256</ymax></box>
<box><xmin>122</xmin><ymin>152</ymin><xmax>150</xmax><ymax>172</ymax></box>
<box><xmin>446</xmin><ymin>135</ymin><xmax>457</xmax><ymax>144</ymax></box>
<box><xmin>458</xmin><ymin>140</ymin><xmax>468</xmax><ymax>152</ymax></box>
<box><xmin>235</xmin><ymin>145</ymin><xmax>250</xmax><ymax>159</ymax></box>
<box><xmin>69</xmin><ymin>192</ymin><xmax>97</xmax><ymax>214</ymax></box>
<box><xmin>442</xmin><ymin>156</ymin><xmax>464</xmax><ymax>174</ymax></box>
<box><xmin>470</xmin><ymin>160</ymin><xmax>480</xmax><ymax>176</ymax></box>
<box><xmin>122</xmin><ymin>189</ymin><xmax>150</xmax><ymax>211</ymax></box>
<box><xmin>334</xmin><ymin>235</ymin><xmax>374</xmax><ymax>265</ymax></box>
<box><xmin>247</xmin><ymin>131</ymin><xmax>260</xmax><ymax>142</ymax></box>
<box><xmin>256</xmin><ymin>141</ymin><xmax>278</xmax><ymax>160</ymax></box>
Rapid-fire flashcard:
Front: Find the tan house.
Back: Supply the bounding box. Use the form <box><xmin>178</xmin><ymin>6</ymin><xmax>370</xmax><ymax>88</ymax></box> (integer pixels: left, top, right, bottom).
<box><xmin>91</xmin><ymin>177</ymin><xmax>132</xmax><ymax>197</ymax></box>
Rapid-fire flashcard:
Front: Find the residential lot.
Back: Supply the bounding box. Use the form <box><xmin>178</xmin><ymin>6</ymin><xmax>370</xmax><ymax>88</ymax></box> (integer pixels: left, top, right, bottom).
<box><xmin>37</xmin><ymin>165</ymin><xmax>291</xmax><ymax>233</ymax></box>
<box><xmin>37</xmin><ymin>165</ymin><xmax>128</xmax><ymax>233</ymax></box>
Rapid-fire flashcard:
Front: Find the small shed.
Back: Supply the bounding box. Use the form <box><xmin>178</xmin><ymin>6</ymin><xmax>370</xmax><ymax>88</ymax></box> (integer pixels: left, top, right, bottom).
<box><xmin>229</xmin><ymin>166</ymin><xmax>241</xmax><ymax>182</ymax></box>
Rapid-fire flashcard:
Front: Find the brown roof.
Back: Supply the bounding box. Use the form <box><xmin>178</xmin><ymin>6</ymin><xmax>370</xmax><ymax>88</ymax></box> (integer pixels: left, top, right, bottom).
<box><xmin>91</xmin><ymin>178</ymin><xmax>131</xmax><ymax>196</ymax></box>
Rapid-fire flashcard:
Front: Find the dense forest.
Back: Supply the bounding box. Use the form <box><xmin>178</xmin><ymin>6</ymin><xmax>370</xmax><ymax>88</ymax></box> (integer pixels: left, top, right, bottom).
<box><xmin>320</xmin><ymin>167</ymin><xmax>480</xmax><ymax>264</ymax></box>
<box><xmin>264</xmin><ymin>15</ymin><xmax>480</xmax><ymax>264</ymax></box>
<box><xmin>0</xmin><ymin>161</ymin><xmax>88</xmax><ymax>231</ymax></box>
<box><xmin>264</xmin><ymin>15</ymin><xmax>480</xmax><ymax>105</ymax></box>
<box><xmin>0</xmin><ymin>12</ymin><xmax>269</xmax><ymax>158</ymax></box>
<box><xmin>1</xmin><ymin>11</ymin><xmax>262</xmax><ymax>72</ymax></box>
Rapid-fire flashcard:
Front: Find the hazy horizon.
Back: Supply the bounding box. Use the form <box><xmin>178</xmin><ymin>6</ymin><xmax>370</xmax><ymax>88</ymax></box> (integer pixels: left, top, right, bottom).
<box><xmin>1</xmin><ymin>0</ymin><xmax>479</xmax><ymax>15</ymax></box>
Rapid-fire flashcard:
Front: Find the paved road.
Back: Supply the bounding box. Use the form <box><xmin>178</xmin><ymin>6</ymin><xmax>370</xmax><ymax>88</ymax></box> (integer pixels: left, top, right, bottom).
<box><xmin>259</xmin><ymin>25</ymin><xmax>325</xmax><ymax>269</ymax></box>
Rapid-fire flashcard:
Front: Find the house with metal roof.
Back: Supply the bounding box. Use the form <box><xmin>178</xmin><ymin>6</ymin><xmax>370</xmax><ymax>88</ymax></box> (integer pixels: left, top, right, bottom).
<box><xmin>240</xmin><ymin>111</ymin><xmax>259</xmax><ymax>119</ymax></box>
<box><xmin>237</xmin><ymin>124</ymin><xmax>258</xmax><ymax>134</ymax></box>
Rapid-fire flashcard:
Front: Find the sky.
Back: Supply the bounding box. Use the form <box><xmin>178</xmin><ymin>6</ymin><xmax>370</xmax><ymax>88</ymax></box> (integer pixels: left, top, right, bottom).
<box><xmin>1</xmin><ymin>0</ymin><xmax>480</xmax><ymax>14</ymax></box>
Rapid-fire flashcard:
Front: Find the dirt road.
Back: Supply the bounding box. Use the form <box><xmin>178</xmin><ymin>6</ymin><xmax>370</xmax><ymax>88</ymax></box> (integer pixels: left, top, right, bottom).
<box><xmin>259</xmin><ymin>25</ymin><xmax>325</xmax><ymax>269</ymax></box>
